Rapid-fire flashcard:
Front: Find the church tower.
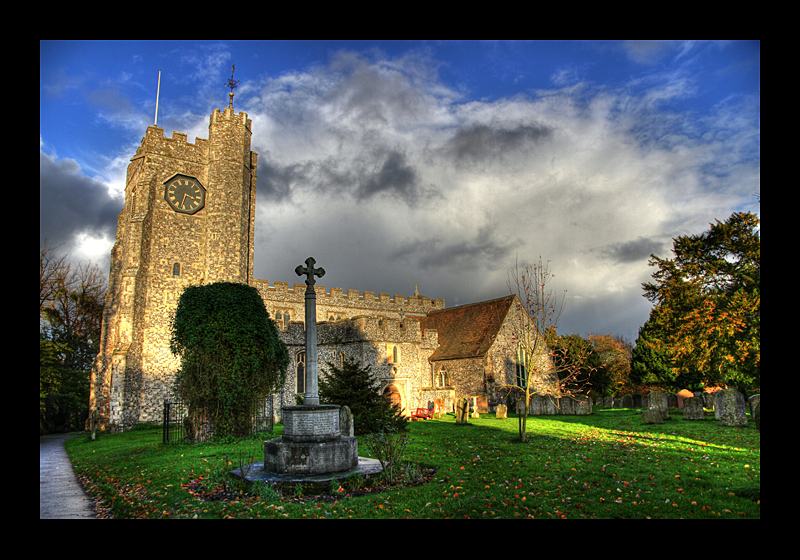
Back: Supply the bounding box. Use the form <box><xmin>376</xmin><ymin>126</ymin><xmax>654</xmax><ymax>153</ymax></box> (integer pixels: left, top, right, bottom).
<box><xmin>90</xmin><ymin>100</ymin><xmax>257</xmax><ymax>429</ymax></box>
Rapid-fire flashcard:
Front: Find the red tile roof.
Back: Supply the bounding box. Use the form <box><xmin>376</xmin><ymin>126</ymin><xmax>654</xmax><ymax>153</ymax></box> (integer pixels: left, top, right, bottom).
<box><xmin>420</xmin><ymin>295</ymin><xmax>517</xmax><ymax>361</ymax></box>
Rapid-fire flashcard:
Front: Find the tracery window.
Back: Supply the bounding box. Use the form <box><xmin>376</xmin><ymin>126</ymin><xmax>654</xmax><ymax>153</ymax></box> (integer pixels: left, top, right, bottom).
<box><xmin>296</xmin><ymin>352</ymin><xmax>306</xmax><ymax>394</ymax></box>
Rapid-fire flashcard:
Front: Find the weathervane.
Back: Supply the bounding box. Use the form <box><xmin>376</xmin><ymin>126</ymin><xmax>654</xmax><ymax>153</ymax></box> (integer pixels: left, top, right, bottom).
<box><xmin>225</xmin><ymin>65</ymin><xmax>239</xmax><ymax>108</ymax></box>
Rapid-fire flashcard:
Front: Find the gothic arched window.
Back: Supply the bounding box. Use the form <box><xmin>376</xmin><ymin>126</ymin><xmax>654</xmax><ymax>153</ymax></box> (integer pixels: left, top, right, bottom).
<box><xmin>296</xmin><ymin>352</ymin><xmax>306</xmax><ymax>394</ymax></box>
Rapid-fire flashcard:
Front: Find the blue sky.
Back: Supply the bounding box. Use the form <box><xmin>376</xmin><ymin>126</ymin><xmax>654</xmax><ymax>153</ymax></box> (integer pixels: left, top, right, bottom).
<box><xmin>40</xmin><ymin>40</ymin><xmax>760</xmax><ymax>338</ymax></box>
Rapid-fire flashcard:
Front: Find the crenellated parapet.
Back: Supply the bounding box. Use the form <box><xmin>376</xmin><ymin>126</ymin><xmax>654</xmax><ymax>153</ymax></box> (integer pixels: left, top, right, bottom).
<box><xmin>251</xmin><ymin>278</ymin><xmax>444</xmax><ymax>322</ymax></box>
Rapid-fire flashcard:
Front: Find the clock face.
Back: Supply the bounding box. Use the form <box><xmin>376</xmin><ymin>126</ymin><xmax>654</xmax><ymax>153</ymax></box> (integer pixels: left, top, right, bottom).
<box><xmin>164</xmin><ymin>175</ymin><xmax>206</xmax><ymax>215</ymax></box>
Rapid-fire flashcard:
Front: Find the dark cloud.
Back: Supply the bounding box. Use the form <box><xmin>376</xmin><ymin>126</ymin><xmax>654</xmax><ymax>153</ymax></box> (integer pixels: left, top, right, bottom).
<box><xmin>257</xmin><ymin>159</ymin><xmax>312</xmax><ymax>203</ymax></box>
<box><xmin>600</xmin><ymin>236</ymin><xmax>666</xmax><ymax>264</ymax></box>
<box><xmin>39</xmin><ymin>150</ymin><xmax>121</xmax><ymax>249</ymax></box>
<box><xmin>392</xmin><ymin>223</ymin><xmax>522</xmax><ymax>272</ymax></box>
<box><xmin>355</xmin><ymin>150</ymin><xmax>419</xmax><ymax>203</ymax></box>
<box><xmin>258</xmin><ymin>149</ymin><xmax>432</xmax><ymax>207</ymax></box>
<box><xmin>446</xmin><ymin>122</ymin><xmax>553</xmax><ymax>164</ymax></box>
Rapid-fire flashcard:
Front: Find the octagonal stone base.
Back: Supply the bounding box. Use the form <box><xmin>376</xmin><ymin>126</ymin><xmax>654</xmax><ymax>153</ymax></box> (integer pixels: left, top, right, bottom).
<box><xmin>264</xmin><ymin>435</ymin><xmax>358</xmax><ymax>475</ymax></box>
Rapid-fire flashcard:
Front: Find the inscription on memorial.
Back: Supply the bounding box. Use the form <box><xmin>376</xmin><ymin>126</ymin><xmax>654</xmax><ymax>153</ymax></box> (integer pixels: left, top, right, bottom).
<box><xmin>282</xmin><ymin>405</ymin><xmax>341</xmax><ymax>442</ymax></box>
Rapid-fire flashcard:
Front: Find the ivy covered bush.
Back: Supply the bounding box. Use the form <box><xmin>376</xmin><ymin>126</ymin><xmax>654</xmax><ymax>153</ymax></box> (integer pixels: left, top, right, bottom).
<box><xmin>170</xmin><ymin>282</ymin><xmax>289</xmax><ymax>438</ymax></box>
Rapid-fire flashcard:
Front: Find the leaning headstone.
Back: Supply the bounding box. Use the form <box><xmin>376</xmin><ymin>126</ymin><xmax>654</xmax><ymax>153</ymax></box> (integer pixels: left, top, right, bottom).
<box><xmin>647</xmin><ymin>390</ymin><xmax>670</xmax><ymax>420</ymax></box>
<box><xmin>683</xmin><ymin>396</ymin><xmax>705</xmax><ymax>420</ymax></box>
<box><xmin>717</xmin><ymin>389</ymin><xmax>747</xmax><ymax>427</ymax></box>
<box><xmin>496</xmin><ymin>403</ymin><xmax>508</xmax><ymax>419</ymax></box>
<box><xmin>641</xmin><ymin>409</ymin><xmax>664</xmax><ymax>424</ymax></box>
<box><xmin>339</xmin><ymin>405</ymin><xmax>354</xmax><ymax>437</ymax></box>
<box><xmin>748</xmin><ymin>394</ymin><xmax>760</xmax><ymax>416</ymax></box>
<box><xmin>456</xmin><ymin>397</ymin><xmax>469</xmax><ymax>425</ymax></box>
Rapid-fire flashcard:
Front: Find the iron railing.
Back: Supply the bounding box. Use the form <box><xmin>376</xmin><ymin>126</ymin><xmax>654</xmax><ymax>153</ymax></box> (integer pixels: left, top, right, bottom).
<box><xmin>162</xmin><ymin>398</ymin><xmax>274</xmax><ymax>444</ymax></box>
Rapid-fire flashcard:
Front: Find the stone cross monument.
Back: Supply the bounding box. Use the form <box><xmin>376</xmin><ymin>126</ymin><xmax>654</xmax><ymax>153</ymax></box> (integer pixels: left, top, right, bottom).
<box><xmin>262</xmin><ymin>256</ymin><xmax>362</xmax><ymax>479</ymax></box>
<box><xmin>295</xmin><ymin>257</ymin><xmax>325</xmax><ymax>406</ymax></box>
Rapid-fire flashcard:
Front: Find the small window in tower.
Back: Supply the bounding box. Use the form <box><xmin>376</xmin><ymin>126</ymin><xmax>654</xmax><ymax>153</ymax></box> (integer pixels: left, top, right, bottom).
<box><xmin>388</xmin><ymin>344</ymin><xmax>399</xmax><ymax>364</ymax></box>
<box><xmin>173</xmin><ymin>262</ymin><xmax>181</xmax><ymax>276</ymax></box>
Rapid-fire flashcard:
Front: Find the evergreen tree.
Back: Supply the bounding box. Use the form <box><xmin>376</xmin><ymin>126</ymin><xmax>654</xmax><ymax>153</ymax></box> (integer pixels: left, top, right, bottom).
<box><xmin>637</xmin><ymin>212</ymin><xmax>760</xmax><ymax>391</ymax></box>
<box><xmin>319</xmin><ymin>357</ymin><xmax>406</xmax><ymax>434</ymax></box>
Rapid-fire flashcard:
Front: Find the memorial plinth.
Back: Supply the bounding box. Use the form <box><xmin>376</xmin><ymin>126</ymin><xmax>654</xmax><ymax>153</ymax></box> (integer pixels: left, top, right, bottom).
<box><xmin>264</xmin><ymin>405</ymin><xmax>358</xmax><ymax>475</ymax></box>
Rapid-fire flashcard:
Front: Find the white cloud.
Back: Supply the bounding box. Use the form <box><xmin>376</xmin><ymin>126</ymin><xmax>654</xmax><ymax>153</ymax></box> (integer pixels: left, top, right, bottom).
<box><xmin>245</xmin><ymin>51</ymin><xmax>758</xmax><ymax>335</ymax></box>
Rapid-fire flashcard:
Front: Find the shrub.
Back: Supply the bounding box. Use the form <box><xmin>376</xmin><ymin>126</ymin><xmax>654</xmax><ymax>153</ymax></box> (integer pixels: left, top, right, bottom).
<box><xmin>170</xmin><ymin>282</ymin><xmax>289</xmax><ymax>438</ymax></box>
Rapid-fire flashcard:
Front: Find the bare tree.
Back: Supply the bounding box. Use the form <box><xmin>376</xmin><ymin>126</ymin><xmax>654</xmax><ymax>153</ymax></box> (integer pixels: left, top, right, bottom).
<box><xmin>504</xmin><ymin>256</ymin><xmax>594</xmax><ymax>442</ymax></box>
<box><xmin>40</xmin><ymin>241</ymin><xmax>70</xmax><ymax>315</ymax></box>
<box><xmin>40</xmin><ymin>242</ymin><xmax>106</xmax><ymax>369</ymax></box>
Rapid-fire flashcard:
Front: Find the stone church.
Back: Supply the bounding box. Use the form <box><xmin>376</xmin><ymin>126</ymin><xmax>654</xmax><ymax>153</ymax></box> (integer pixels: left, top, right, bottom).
<box><xmin>89</xmin><ymin>97</ymin><xmax>558</xmax><ymax>431</ymax></box>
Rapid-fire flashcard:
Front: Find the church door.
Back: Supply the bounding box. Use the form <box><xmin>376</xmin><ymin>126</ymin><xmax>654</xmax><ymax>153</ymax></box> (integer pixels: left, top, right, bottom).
<box><xmin>383</xmin><ymin>384</ymin><xmax>402</xmax><ymax>411</ymax></box>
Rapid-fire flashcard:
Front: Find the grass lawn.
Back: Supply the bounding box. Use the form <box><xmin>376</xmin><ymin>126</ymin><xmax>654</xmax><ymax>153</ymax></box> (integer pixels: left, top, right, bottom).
<box><xmin>65</xmin><ymin>408</ymin><xmax>760</xmax><ymax>518</ymax></box>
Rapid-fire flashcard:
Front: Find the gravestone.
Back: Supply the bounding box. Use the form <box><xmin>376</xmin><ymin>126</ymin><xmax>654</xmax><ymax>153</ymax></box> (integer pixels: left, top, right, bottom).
<box><xmin>574</xmin><ymin>396</ymin><xmax>593</xmax><ymax>415</ymax></box>
<box><xmin>496</xmin><ymin>403</ymin><xmax>508</xmax><ymax>419</ymax></box>
<box><xmin>530</xmin><ymin>394</ymin><xmax>546</xmax><ymax>415</ymax></box>
<box><xmin>754</xmin><ymin>400</ymin><xmax>760</xmax><ymax>431</ymax></box>
<box><xmin>621</xmin><ymin>394</ymin><xmax>633</xmax><ymax>408</ymax></box>
<box><xmin>647</xmin><ymin>390</ymin><xmax>670</xmax><ymax>420</ymax></box>
<box><xmin>456</xmin><ymin>398</ymin><xmax>469</xmax><ymax>424</ymax></box>
<box><xmin>641</xmin><ymin>409</ymin><xmax>664</xmax><ymax>424</ymax></box>
<box><xmin>717</xmin><ymin>389</ymin><xmax>747</xmax><ymax>427</ymax></box>
<box><xmin>683</xmin><ymin>396</ymin><xmax>705</xmax><ymax>420</ymax></box>
<box><xmin>340</xmin><ymin>405</ymin><xmax>354</xmax><ymax>437</ymax></box>
<box><xmin>748</xmin><ymin>394</ymin><xmax>760</xmax><ymax>416</ymax></box>
<box><xmin>676</xmin><ymin>389</ymin><xmax>694</xmax><ymax>409</ymax></box>
<box><xmin>632</xmin><ymin>393</ymin><xmax>642</xmax><ymax>407</ymax></box>
<box><xmin>471</xmin><ymin>397</ymin><xmax>480</xmax><ymax>418</ymax></box>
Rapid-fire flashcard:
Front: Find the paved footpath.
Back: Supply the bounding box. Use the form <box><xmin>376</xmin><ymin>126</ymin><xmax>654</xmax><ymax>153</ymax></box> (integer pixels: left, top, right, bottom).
<box><xmin>40</xmin><ymin>434</ymin><xmax>96</xmax><ymax>519</ymax></box>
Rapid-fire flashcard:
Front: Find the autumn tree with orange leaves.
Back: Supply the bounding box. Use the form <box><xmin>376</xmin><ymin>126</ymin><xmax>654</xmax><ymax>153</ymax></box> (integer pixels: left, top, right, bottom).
<box><xmin>632</xmin><ymin>212</ymin><xmax>760</xmax><ymax>394</ymax></box>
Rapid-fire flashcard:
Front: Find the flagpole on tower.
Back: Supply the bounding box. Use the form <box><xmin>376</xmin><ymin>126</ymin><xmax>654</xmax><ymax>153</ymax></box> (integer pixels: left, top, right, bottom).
<box><xmin>154</xmin><ymin>69</ymin><xmax>161</xmax><ymax>125</ymax></box>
